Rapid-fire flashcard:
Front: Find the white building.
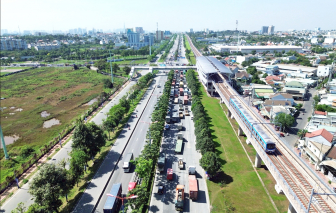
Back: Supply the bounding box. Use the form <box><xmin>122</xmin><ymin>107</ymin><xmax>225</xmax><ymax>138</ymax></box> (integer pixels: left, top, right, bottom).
<box><xmin>324</xmin><ymin>38</ymin><xmax>335</xmax><ymax>44</ymax></box>
<box><xmin>317</xmin><ymin>65</ymin><xmax>333</xmax><ymax>77</ymax></box>
<box><xmin>210</xmin><ymin>44</ymin><xmax>303</xmax><ymax>54</ymax></box>
<box><xmin>1</xmin><ymin>38</ymin><xmax>28</xmax><ymax>50</ymax></box>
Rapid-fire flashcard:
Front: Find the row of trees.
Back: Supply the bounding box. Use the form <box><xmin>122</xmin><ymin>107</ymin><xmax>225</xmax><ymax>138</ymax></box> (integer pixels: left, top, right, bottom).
<box><xmin>186</xmin><ymin>70</ymin><xmax>222</xmax><ymax>176</ymax></box>
<box><xmin>25</xmin><ymin>121</ymin><xmax>106</xmax><ymax>212</ymax></box>
<box><xmin>125</xmin><ymin>70</ymin><xmax>174</xmax><ymax>211</ymax></box>
<box><xmin>24</xmin><ymin>73</ymin><xmax>156</xmax><ymax>212</ymax></box>
<box><xmin>159</xmin><ymin>34</ymin><xmax>177</xmax><ymax>61</ymax></box>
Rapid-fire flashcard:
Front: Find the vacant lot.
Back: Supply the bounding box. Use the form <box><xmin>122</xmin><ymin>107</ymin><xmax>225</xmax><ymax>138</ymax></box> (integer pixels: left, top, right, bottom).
<box><xmin>198</xmin><ymin>84</ymin><xmax>288</xmax><ymax>212</ymax></box>
<box><xmin>0</xmin><ymin>67</ymin><xmax>124</xmax><ymax>183</ymax></box>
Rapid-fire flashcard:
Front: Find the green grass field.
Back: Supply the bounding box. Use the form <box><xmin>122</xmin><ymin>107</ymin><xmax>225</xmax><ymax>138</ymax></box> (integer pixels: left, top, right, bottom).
<box><xmin>184</xmin><ymin>36</ymin><xmax>196</xmax><ymax>65</ymax></box>
<box><xmin>0</xmin><ymin>67</ymin><xmax>124</xmax><ymax>184</ymax></box>
<box><xmin>0</xmin><ymin>72</ymin><xmax>10</xmax><ymax>76</ymax></box>
<box><xmin>198</xmin><ymin>83</ymin><xmax>288</xmax><ymax>212</ymax></box>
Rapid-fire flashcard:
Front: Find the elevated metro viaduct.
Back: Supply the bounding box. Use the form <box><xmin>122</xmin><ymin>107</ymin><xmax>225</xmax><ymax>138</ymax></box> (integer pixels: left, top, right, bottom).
<box><xmin>186</xmin><ymin>34</ymin><xmax>336</xmax><ymax>213</ymax></box>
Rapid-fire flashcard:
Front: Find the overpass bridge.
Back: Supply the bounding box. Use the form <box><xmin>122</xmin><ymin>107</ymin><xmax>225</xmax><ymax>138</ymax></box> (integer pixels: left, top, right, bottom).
<box><xmin>130</xmin><ymin>65</ymin><xmax>196</xmax><ymax>76</ymax></box>
<box><xmin>185</xmin><ymin>34</ymin><xmax>336</xmax><ymax>213</ymax></box>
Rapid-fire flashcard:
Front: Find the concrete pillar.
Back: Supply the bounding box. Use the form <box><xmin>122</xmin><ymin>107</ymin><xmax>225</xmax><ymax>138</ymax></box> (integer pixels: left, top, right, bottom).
<box><xmin>246</xmin><ymin>138</ymin><xmax>251</xmax><ymax>145</ymax></box>
<box><xmin>287</xmin><ymin>202</ymin><xmax>296</xmax><ymax>213</ymax></box>
<box><xmin>228</xmin><ymin>110</ymin><xmax>232</xmax><ymax>118</ymax></box>
<box><xmin>254</xmin><ymin>153</ymin><xmax>261</xmax><ymax>168</ymax></box>
<box><xmin>238</xmin><ymin>126</ymin><xmax>244</xmax><ymax>136</ymax></box>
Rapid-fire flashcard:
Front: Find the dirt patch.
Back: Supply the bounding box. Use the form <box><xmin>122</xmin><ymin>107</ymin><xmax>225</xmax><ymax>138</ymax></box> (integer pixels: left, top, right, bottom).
<box><xmin>2</xmin><ymin>135</ymin><xmax>19</xmax><ymax>146</ymax></box>
<box><xmin>9</xmin><ymin>113</ymin><xmax>15</xmax><ymax>115</ymax></box>
<box><xmin>41</xmin><ymin>111</ymin><xmax>50</xmax><ymax>117</ymax></box>
<box><xmin>43</xmin><ymin>118</ymin><xmax>61</xmax><ymax>128</ymax></box>
<box><xmin>10</xmin><ymin>106</ymin><xmax>15</xmax><ymax>109</ymax></box>
<box><xmin>15</xmin><ymin>108</ymin><xmax>23</xmax><ymax>112</ymax></box>
<box><xmin>84</xmin><ymin>98</ymin><xmax>98</xmax><ymax>106</ymax></box>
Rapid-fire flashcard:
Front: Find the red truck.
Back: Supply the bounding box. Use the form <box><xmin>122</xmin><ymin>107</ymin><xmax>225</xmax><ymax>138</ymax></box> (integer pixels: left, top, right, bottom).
<box><xmin>167</xmin><ymin>168</ymin><xmax>173</xmax><ymax>181</ymax></box>
<box><xmin>189</xmin><ymin>175</ymin><xmax>198</xmax><ymax>200</ymax></box>
<box><xmin>183</xmin><ymin>96</ymin><xmax>188</xmax><ymax>105</ymax></box>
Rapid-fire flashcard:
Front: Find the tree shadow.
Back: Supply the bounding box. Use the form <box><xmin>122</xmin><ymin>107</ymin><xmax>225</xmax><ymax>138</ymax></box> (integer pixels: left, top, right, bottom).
<box><xmin>211</xmin><ymin>171</ymin><xmax>233</xmax><ymax>185</ymax></box>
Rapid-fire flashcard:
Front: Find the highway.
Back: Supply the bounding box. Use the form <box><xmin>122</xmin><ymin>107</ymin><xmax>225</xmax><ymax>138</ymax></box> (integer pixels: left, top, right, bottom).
<box><xmin>93</xmin><ymin>73</ymin><xmax>168</xmax><ymax>213</ymax></box>
<box><xmin>149</xmin><ymin>38</ymin><xmax>210</xmax><ymax>213</ymax></box>
<box><xmin>0</xmin><ymin>70</ymin><xmax>150</xmax><ymax>213</ymax></box>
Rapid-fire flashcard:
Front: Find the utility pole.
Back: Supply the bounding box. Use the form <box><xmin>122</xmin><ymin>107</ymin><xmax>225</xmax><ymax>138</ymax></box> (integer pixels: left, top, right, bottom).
<box><xmin>109</xmin><ymin>50</ymin><xmax>114</xmax><ymax>83</ymax></box>
<box><xmin>236</xmin><ymin>20</ymin><xmax>239</xmax><ymax>54</ymax></box>
<box><xmin>0</xmin><ymin>125</ymin><xmax>10</xmax><ymax>159</ymax></box>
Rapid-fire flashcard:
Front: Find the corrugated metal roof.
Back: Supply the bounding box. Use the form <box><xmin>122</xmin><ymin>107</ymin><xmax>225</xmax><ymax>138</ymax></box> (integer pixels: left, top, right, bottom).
<box><xmin>197</xmin><ymin>56</ymin><xmax>232</xmax><ymax>75</ymax></box>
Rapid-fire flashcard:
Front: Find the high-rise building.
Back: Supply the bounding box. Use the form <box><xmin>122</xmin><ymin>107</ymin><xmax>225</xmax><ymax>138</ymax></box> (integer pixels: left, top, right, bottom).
<box><xmin>164</xmin><ymin>31</ymin><xmax>171</xmax><ymax>36</ymax></box>
<box><xmin>261</xmin><ymin>26</ymin><xmax>268</xmax><ymax>34</ymax></box>
<box><xmin>1</xmin><ymin>29</ymin><xmax>8</xmax><ymax>35</ymax></box>
<box><xmin>190</xmin><ymin>28</ymin><xmax>193</xmax><ymax>33</ymax></box>
<box><xmin>23</xmin><ymin>30</ymin><xmax>31</xmax><ymax>35</ymax></box>
<box><xmin>126</xmin><ymin>28</ymin><xmax>133</xmax><ymax>34</ymax></box>
<box><xmin>135</xmin><ymin>27</ymin><xmax>144</xmax><ymax>34</ymax></box>
<box><xmin>127</xmin><ymin>31</ymin><xmax>140</xmax><ymax>43</ymax></box>
<box><xmin>156</xmin><ymin>30</ymin><xmax>164</xmax><ymax>41</ymax></box>
<box><xmin>268</xmin><ymin>25</ymin><xmax>275</xmax><ymax>35</ymax></box>
<box><xmin>144</xmin><ymin>34</ymin><xmax>154</xmax><ymax>45</ymax></box>
<box><xmin>1</xmin><ymin>39</ymin><xmax>28</xmax><ymax>51</ymax></box>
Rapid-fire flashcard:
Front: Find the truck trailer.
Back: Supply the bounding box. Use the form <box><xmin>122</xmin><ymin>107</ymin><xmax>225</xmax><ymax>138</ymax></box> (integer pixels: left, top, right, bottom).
<box><xmin>157</xmin><ymin>152</ymin><xmax>166</xmax><ymax>173</ymax></box>
<box><xmin>123</xmin><ymin>153</ymin><xmax>133</xmax><ymax>173</ymax></box>
<box><xmin>175</xmin><ymin>185</ymin><xmax>185</xmax><ymax>211</ymax></box>
<box><xmin>103</xmin><ymin>183</ymin><xmax>122</xmax><ymax>213</ymax></box>
<box><xmin>189</xmin><ymin>175</ymin><xmax>198</xmax><ymax>200</ymax></box>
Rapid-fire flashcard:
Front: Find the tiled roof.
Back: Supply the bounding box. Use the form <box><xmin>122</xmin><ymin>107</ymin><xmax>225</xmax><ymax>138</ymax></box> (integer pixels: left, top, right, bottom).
<box><xmin>264</xmin><ymin>100</ymin><xmax>291</xmax><ymax>106</ymax></box>
<box><xmin>270</xmin><ymin>93</ymin><xmax>293</xmax><ymax>99</ymax></box>
<box><xmin>305</xmin><ymin>128</ymin><xmax>333</xmax><ymax>143</ymax></box>
<box><xmin>266</xmin><ymin>76</ymin><xmax>280</xmax><ymax>81</ymax></box>
<box><xmin>315</xmin><ymin>111</ymin><xmax>327</xmax><ymax>115</ymax></box>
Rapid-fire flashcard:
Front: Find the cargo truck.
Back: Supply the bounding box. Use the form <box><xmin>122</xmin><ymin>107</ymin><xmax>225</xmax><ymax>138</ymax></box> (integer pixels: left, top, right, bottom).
<box><xmin>103</xmin><ymin>183</ymin><xmax>122</xmax><ymax>213</ymax></box>
<box><xmin>123</xmin><ymin>153</ymin><xmax>133</xmax><ymax>173</ymax></box>
<box><xmin>179</xmin><ymin>112</ymin><xmax>183</xmax><ymax>119</ymax></box>
<box><xmin>175</xmin><ymin>140</ymin><xmax>183</xmax><ymax>154</ymax></box>
<box><xmin>189</xmin><ymin>175</ymin><xmax>198</xmax><ymax>200</ymax></box>
<box><xmin>183</xmin><ymin>96</ymin><xmax>188</xmax><ymax>105</ymax></box>
<box><xmin>157</xmin><ymin>152</ymin><xmax>166</xmax><ymax>173</ymax></box>
<box><xmin>178</xmin><ymin>158</ymin><xmax>184</xmax><ymax>169</ymax></box>
<box><xmin>175</xmin><ymin>185</ymin><xmax>185</xmax><ymax>212</ymax></box>
<box><xmin>167</xmin><ymin>168</ymin><xmax>173</xmax><ymax>180</ymax></box>
<box><xmin>174</xmin><ymin>98</ymin><xmax>178</xmax><ymax>104</ymax></box>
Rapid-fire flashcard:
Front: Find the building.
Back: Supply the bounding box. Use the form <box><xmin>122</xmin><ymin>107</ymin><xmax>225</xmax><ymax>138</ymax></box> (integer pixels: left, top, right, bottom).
<box><xmin>34</xmin><ymin>44</ymin><xmax>60</xmax><ymax>51</ymax></box>
<box><xmin>317</xmin><ymin>65</ymin><xmax>333</xmax><ymax>77</ymax></box>
<box><xmin>156</xmin><ymin>30</ymin><xmax>164</xmax><ymax>41</ymax></box>
<box><xmin>134</xmin><ymin>27</ymin><xmax>144</xmax><ymax>34</ymax></box>
<box><xmin>127</xmin><ymin>31</ymin><xmax>140</xmax><ymax>43</ymax></box>
<box><xmin>304</xmin><ymin>129</ymin><xmax>333</xmax><ymax>170</ymax></box>
<box><xmin>211</xmin><ymin>45</ymin><xmax>303</xmax><ymax>54</ymax></box>
<box><xmin>283</xmin><ymin>81</ymin><xmax>307</xmax><ymax>99</ymax></box>
<box><xmin>143</xmin><ymin>34</ymin><xmax>154</xmax><ymax>45</ymax></box>
<box><xmin>265</xmin><ymin>65</ymin><xmax>280</xmax><ymax>75</ymax></box>
<box><xmin>164</xmin><ymin>31</ymin><xmax>171</xmax><ymax>36</ymax></box>
<box><xmin>190</xmin><ymin>28</ymin><xmax>193</xmax><ymax>33</ymax></box>
<box><xmin>261</xmin><ymin>26</ymin><xmax>268</xmax><ymax>34</ymax></box>
<box><xmin>196</xmin><ymin>56</ymin><xmax>232</xmax><ymax>96</ymax></box>
<box><xmin>324</xmin><ymin>38</ymin><xmax>335</xmax><ymax>44</ymax></box>
<box><xmin>282</xmin><ymin>55</ymin><xmax>297</xmax><ymax>61</ymax></box>
<box><xmin>1</xmin><ymin>38</ymin><xmax>28</xmax><ymax>50</ymax></box>
<box><xmin>268</xmin><ymin>25</ymin><xmax>275</xmax><ymax>35</ymax></box>
<box><xmin>269</xmin><ymin>93</ymin><xmax>295</xmax><ymax>106</ymax></box>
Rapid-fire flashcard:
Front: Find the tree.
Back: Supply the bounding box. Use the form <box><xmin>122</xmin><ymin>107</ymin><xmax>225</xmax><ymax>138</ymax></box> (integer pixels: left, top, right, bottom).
<box><xmin>262</xmin><ymin>73</ymin><xmax>268</xmax><ymax>78</ymax></box>
<box><xmin>69</xmin><ymin>150</ymin><xmax>89</xmax><ymax>186</ymax></box>
<box><xmin>203</xmin><ymin>46</ymin><xmax>209</xmax><ymax>52</ymax></box>
<box><xmin>112</xmin><ymin>63</ymin><xmax>120</xmax><ymax>73</ymax></box>
<box><xmin>103</xmin><ymin>78</ymin><xmax>113</xmax><ymax>88</ymax></box>
<box><xmin>73</xmin><ymin>64</ymin><xmax>79</xmax><ymax>70</ymax></box>
<box><xmin>297</xmin><ymin>129</ymin><xmax>308</xmax><ymax>139</ymax></box>
<box><xmin>11</xmin><ymin>202</ymin><xmax>26</xmax><ymax>213</ymax></box>
<box><xmin>123</xmin><ymin>66</ymin><xmax>131</xmax><ymax>75</ymax></box>
<box><xmin>251</xmin><ymin>50</ymin><xmax>256</xmax><ymax>55</ymax></box>
<box><xmin>126</xmin><ymin>186</ymin><xmax>149</xmax><ymax>211</ymax></box>
<box><xmin>295</xmin><ymin>103</ymin><xmax>303</xmax><ymax>111</ymax></box>
<box><xmin>29</xmin><ymin>164</ymin><xmax>69</xmax><ymax>212</ymax></box>
<box><xmin>199</xmin><ymin>152</ymin><xmax>221</xmax><ymax>176</ymax></box>
<box><xmin>102</xmin><ymin>117</ymin><xmax>116</xmax><ymax>139</ymax></box>
<box><xmin>273</xmin><ymin>113</ymin><xmax>295</xmax><ymax>131</ymax></box>
<box><xmin>72</xmin><ymin>122</ymin><xmax>106</xmax><ymax>160</ymax></box>
<box><xmin>134</xmin><ymin>157</ymin><xmax>153</xmax><ymax>180</ymax></box>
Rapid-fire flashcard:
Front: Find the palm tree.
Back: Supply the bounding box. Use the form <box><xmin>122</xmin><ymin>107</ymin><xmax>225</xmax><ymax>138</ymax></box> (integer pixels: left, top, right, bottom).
<box><xmin>297</xmin><ymin>129</ymin><xmax>308</xmax><ymax>139</ymax></box>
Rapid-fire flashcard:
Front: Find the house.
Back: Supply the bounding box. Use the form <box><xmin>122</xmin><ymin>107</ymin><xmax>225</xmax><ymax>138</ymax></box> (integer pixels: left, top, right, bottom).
<box><xmin>282</xmin><ymin>55</ymin><xmax>297</xmax><ymax>61</ymax></box>
<box><xmin>235</xmin><ymin>71</ymin><xmax>251</xmax><ymax>82</ymax></box>
<box><xmin>315</xmin><ymin>111</ymin><xmax>327</xmax><ymax>116</ymax></box>
<box><xmin>265</xmin><ymin>75</ymin><xmax>282</xmax><ymax>81</ymax></box>
<box><xmin>304</xmin><ymin>129</ymin><xmax>333</xmax><ymax>170</ymax></box>
<box><xmin>283</xmin><ymin>81</ymin><xmax>307</xmax><ymax>100</ymax></box>
<box><xmin>317</xmin><ymin>65</ymin><xmax>333</xmax><ymax>77</ymax></box>
<box><xmin>228</xmin><ymin>66</ymin><xmax>239</xmax><ymax>76</ymax></box>
<box><xmin>265</xmin><ymin>65</ymin><xmax>280</xmax><ymax>75</ymax></box>
<box><xmin>270</xmin><ymin>106</ymin><xmax>292</xmax><ymax>120</ymax></box>
<box><xmin>269</xmin><ymin>93</ymin><xmax>295</xmax><ymax>106</ymax></box>
<box><xmin>264</xmin><ymin>100</ymin><xmax>292</xmax><ymax>107</ymax></box>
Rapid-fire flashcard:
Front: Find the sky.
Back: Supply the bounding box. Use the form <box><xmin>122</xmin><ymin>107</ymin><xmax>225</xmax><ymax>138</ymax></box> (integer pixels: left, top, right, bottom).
<box><xmin>2</xmin><ymin>0</ymin><xmax>336</xmax><ymax>33</ymax></box>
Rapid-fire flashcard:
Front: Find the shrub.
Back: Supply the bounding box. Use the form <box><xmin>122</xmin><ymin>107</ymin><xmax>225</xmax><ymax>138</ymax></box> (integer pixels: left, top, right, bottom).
<box><xmin>23</xmin><ymin>179</ymin><xmax>29</xmax><ymax>184</ymax></box>
<box><xmin>20</xmin><ymin>146</ymin><xmax>35</xmax><ymax>158</ymax></box>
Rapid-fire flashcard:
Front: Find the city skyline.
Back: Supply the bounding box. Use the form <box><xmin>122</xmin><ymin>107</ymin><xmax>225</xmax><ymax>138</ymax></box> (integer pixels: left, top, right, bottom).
<box><xmin>1</xmin><ymin>0</ymin><xmax>336</xmax><ymax>33</ymax></box>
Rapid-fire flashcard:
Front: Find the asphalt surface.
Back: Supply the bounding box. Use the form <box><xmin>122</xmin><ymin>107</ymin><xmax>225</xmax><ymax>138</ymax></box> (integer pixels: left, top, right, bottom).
<box><xmin>284</xmin><ymin>88</ymin><xmax>317</xmax><ymax>147</ymax></box>
<box><xmin>0</xmin><ymin>70</ymin><xmax>150</xmax><ymax>213</ymax></box>
<box><xmin>148</xmin><ymin>91</ymin><xmax>209</xmax><ymax>213</ymax></box>
<box><xmin>92</xmin><ymin>73</ymin><xmax>168</xmax><ymax>213</ymax></box>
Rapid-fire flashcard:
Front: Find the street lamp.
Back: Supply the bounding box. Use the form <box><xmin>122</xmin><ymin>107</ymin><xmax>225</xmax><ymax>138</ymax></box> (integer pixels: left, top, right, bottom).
<box><xmin>106</xmin><ymin>194</ymin><xmax>138</xmax><ymax>213</ymax></box>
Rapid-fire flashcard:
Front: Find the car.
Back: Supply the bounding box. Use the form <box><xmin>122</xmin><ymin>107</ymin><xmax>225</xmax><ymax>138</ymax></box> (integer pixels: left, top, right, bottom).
<box><xmin>158</xmin><ymin>184</ymin><xmax>164</xmax><ymax>194</ymax></box>
<box><xmin>173</xmin><ymin>109</ymin><xmax>177</xmax><ymax>112</ymax></box>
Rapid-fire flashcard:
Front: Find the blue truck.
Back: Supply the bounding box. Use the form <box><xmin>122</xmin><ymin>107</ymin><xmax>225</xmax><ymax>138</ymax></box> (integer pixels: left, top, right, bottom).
<box><xmin>103</xmin><ymin>183</ymin><xmax>122</xmax><ymax>213</ymax></box>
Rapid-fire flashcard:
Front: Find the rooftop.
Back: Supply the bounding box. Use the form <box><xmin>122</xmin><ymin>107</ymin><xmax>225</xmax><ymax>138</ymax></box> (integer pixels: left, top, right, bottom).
<box><xmin>305</xmin><ymin>128</ymin><xmax>333</xmax><ymax>143</ymax></box>
<box><xmin>196</xmin><ymin>56</ymin><xmax>232</xmax><ymax>75</ymax></box>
